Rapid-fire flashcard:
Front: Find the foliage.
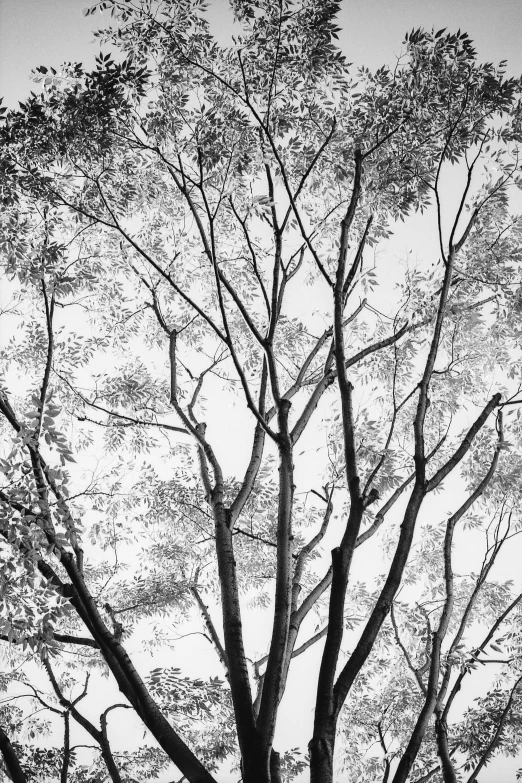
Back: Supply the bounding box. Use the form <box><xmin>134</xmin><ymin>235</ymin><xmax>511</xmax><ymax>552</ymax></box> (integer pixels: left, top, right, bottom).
<box><xmin>1</xmin><ymin>2</ymin><xmax>522</xmax><ymax>782</ymax></box>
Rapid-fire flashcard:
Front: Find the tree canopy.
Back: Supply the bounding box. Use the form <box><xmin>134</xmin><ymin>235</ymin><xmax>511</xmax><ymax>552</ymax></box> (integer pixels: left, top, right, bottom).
<box><xmin>1</xmin><ymin>2</ymin><xmax>522</xmax><ymax>781</ymax></box>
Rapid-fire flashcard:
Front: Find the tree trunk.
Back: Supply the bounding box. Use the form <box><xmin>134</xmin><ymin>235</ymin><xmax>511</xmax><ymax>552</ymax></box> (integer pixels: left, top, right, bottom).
<box><xmin>58</xmin><ymin>554</ymin><xmax>217</xmax><ymax>783</ymax></box>
<box><xmin>257</xmin><ymin>405</ymin><xmax>294</xmax><ymax>750</ymax></box>
<box><xmin>240</xmin><ymin>742</ymin><xmax>285</xmax><ymax>783</ymax></box>
<box><xmin>270</xmin><ymin>750</ymin><xmax>282</xmax><ymax>783</ymax></box>
<box><xmin>309</xmin><ymin>731</ymin><xmax>335</xmax><ymax>783</ymax></box>
<box><xmin>241</xmin><ymin>737</ymin><xmax>271</xmax><ymax>783</ymax></box>
<box><xmin>435</xmin><ymin>712</ymin><xmax>457</xmax><ymax>783</ymax></box>
<box><xmin>0</xmin><ymin>726</ymin><xmax>27</xmax><ymax>783</ymax></box>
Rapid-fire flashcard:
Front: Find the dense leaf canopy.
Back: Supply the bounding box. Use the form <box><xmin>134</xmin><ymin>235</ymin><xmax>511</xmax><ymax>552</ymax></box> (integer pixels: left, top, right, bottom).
<box><xmin>1</xmin><ymin>2</ymin><xmax>522</xmax><ymax>782</ymax></box>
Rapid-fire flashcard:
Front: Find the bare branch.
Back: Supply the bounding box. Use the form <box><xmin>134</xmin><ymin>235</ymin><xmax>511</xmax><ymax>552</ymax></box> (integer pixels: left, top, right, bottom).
<box><xmin>465</xmin><ymin>674</ymin><xmax>522</xmax><ymax>783</ymax></box>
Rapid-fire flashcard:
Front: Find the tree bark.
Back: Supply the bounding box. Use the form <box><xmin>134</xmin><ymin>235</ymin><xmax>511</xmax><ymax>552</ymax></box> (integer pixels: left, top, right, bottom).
<box><xmin>257</xmin><ymin>400</ymin><xmax>295</xmax><ymax>754</ymax></box>
<box><xmin>0</xmin><ymin>726</ymin><xmax>27</xmax><ymax>783</ymax></box>
<box><xmin>435</xmin><ymin>712</ymin><xmax>458</xmax><ymax>783</ymax></box>
<box><xmin>310</xmin><ymin>149</ymin><xmax>365</xmax><ymax>783</ymax></box>
<box><xmin>58</xmin><ymin>553</ymin><xmax>217</xmax><ymax>783</ymax></box>
<box><xmin>309</xmin><ymin>734</ymin><xmax>335</xmax><ymax>783</ymax></box>
<box><xmin>270</xmin><ymin>750</ymin><xmax>283</xmax><ymax>783</ymax></box>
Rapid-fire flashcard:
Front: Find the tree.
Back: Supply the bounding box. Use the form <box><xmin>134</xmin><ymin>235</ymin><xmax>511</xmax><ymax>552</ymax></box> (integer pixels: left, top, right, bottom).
<box><xmin>1</xmin><ymin>2</ymin><xmax>522</xmax><ymax>781</ymax></box>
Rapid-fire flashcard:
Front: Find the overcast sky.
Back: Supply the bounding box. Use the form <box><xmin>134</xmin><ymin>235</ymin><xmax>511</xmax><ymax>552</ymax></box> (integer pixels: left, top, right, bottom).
<box><xmin>1</xmin><ymin>2</ymin><xmax>521</xmax><ymax>781</ymax></box>
<box><xmin>1</xmin><ymin>0</ymin><xmax>522</xmax><ymax>110</ymax></box>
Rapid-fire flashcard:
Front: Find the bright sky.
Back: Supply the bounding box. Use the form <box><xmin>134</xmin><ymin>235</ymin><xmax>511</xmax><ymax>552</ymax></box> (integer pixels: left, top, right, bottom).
<box><xmin>1</xmin><ymin>1</ymin><xmax>522</xmax><ymax>781</ymax></box>
<box><xmin>1</xmin><ymin>0</ymin><xmax>522</xmax><ymax>110</ymax></box>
